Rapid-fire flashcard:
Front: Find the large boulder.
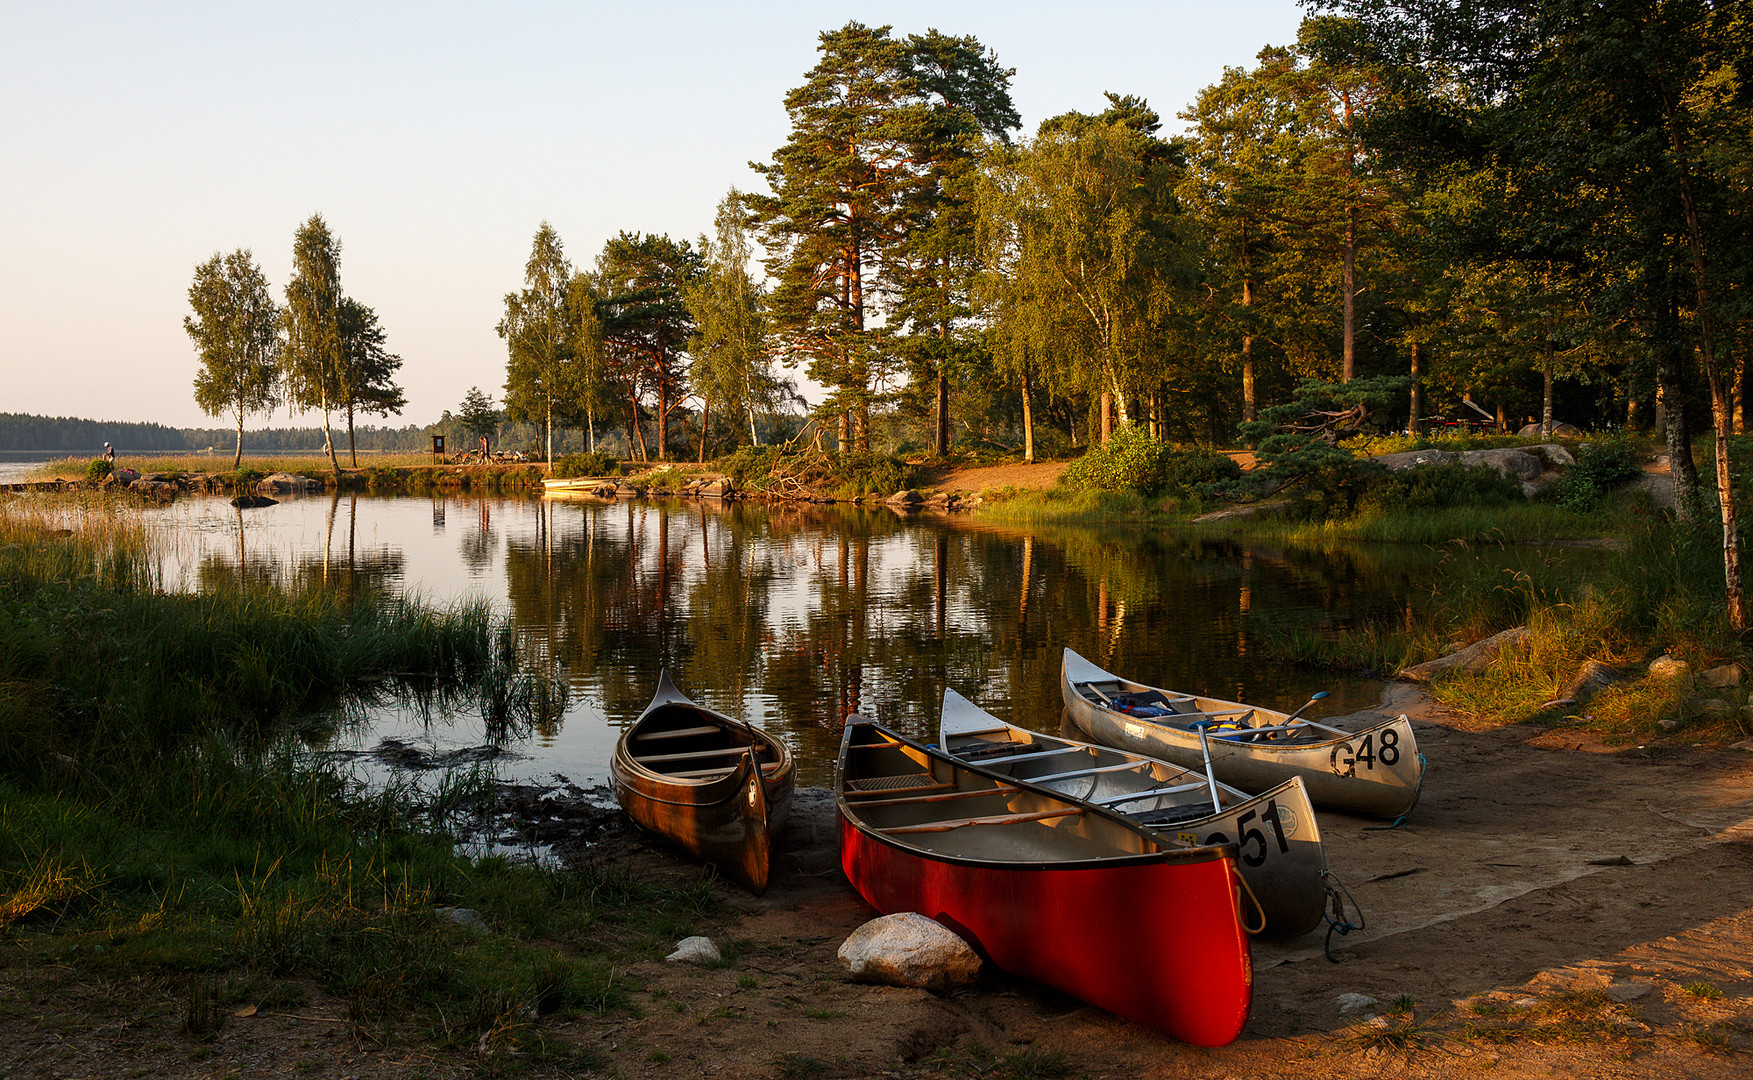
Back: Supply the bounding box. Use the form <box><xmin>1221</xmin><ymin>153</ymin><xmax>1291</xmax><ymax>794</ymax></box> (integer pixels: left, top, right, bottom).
<box><xmin>1399</xmin><ymin>626</ymin><xmax>1532</xmax><ymax>683</ymax></box>
<box><xmin>1523</xmin><ymin>443</ymin><xmax>1577</xmax><ymax>469</ymax></box>
<box><xmin>256</xmin><ymin>472</ymin><xmax>322</xmax><ymax>495</ymax></box>
<box><xmin>1368</xmin><ymin>449</ymin><xmax>1457</xmax><ymax>471</ymax></box>
<box><xmin>1455</xmin><ymin>448</ymin><xmax>1544</xmax><ymax>481</ymax></box>
<box><xmin>837</xmin><ymin>912</ymin><xmax>981</xmax><ymax>991</ymax></box>
<box><xmin>887</xmin><ymin>489</ymin><xmax>924</xmax><ymax>506</ymax></box>
<box><xmin>699</xmin><ymin>478</ymin><xmax>735</xmax><ymax>499</ymax></box>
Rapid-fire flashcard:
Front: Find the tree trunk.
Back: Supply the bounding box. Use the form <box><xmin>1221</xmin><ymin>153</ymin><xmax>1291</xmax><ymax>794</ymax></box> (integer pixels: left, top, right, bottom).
<box><xmin>1342</xmin><ymin>206</ymin><xmax>1357</xmax><ymax>383</ymax></box>
<box><xmin>657</xmin><ymin>381</ymin><xmax>669</xmax><ymax>462</ymax></box>
<box><xmin>1655</xmin><ymin>296</ymin><xmax>1700</xmax><ymax>522</ymax></box>
<box><xmin>545</xmin><ymin>397</ymin><xmax>553</xmax><ymax>468</ymax></box>
<box><xmin>1408</xmin><ymin>341</ymin><xmax>1422</xmax><ymax>436</ymax></box>
<box><xmin>698</xmin><ymin>397</ymin><xmax>710</xmax><ymax>463</ymax></box>
<box><xmin>1020</xmin><ymin>366</ymin><xmax>1035</xmax><ymax>463</ymax></box>
<box><xmin>320</xmin><ymin>407</ymin><xmax>339</xmax><ymax>477</ymax></box>
<box><xmin>935</xmin><ymin>367</ymin><xmax>950</xmax><ymax>457</ymax></box>
<box><xmin>233</xmin><ymin>407</ymin><xmax>245</xmax><ymax>470</ymax></box>
<box><xmin>1241</xmin><ymin>239</ymin><xmax>1256</xmax><ymax>423</ymax></box>
<box><xmin>1099</xmin><ymin>393</ymin><xmax>1113</xmax><ymax>445</ymax></box>
<box><xmin>347</xmin><ymin>403</ymin><xmax>358</xmax><ymax>467</ymax></box>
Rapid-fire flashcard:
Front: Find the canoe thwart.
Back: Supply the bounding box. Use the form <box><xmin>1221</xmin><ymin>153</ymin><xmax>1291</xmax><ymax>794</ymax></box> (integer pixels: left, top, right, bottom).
<box><xmin>631</xmin><ymin>745</ymin><xmax>767</xmax><ymax>765</ymax></box>
<box><xmin>632</xmin><ymin>724</ymin><xmax>724</xmax><ymax>742</ymax></box>
<box><xmin>875</xmin><ymin>807</ymin><xmax>1085</xmax><ymax>835</ymax></box>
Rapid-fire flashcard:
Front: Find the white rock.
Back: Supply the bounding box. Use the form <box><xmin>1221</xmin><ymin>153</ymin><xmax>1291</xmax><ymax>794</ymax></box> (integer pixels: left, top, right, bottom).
<box><xmin>1648</xmin><ymin>655</ymin><xmax>1690</xmax><ymax>679</ymax></box>
<box><xmin>1335</xmin><ymin>992</ymin><xmax>1380</xmax><ymax>1013</ymax></box>
<box><xmin>666</xmin><ymin>936</ymin><xmax>721</xmax><ymax>964</ymax></box>
<box><xmin>837</xmin><ymin>912</ymin><xmax>980</xmax><ymax>991</ymax></box>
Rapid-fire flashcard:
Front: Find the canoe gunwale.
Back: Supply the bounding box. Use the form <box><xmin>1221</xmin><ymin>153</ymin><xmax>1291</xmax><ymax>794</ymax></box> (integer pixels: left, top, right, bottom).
<box><xmin>836</xmin><ymin>720</ymin><xmax>1237</xmax><ymax>872</ymax></box>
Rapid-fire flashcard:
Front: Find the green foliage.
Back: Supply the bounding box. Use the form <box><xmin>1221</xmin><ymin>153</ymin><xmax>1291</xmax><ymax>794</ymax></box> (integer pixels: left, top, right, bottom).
<box><xmin>1358</xmin><ymin>462</ymin><xmax>1524</xmax><ymax>514</ymax></box>
<box><xmin>823</xmin><ymin>451</ymin><xmax>916</xmax><ymax>497</ymax></box>
<box><xmin>85</xmin><ymin>458</ymin><xmax>112</xmax><ymax>483</ymax></box>
<box><xmin>1549</xmin><ymin>435</ymin><xmax>1643</xmax><ymax>511</ymax></box>
<box><xmin>1059</xmin><ymin>427</ymin><xmax>1244</xmax><ymax>499</ymax></box>
<box><xmin>185</xmin><ymin>248</ymin><xmax>282</xmax><ymax>467</ymax></box>
<box><xmin>723</xmin><ymin>445</ymin><xmax>782</xmax><ymax>489</ymax></box>
<box><xmin>552</xmin><ymin>452</ymin><xmax>619</xmax><ymax>479</ymax></box>
<box><xmin>1060</xmin><ymin>427</ymin><xmax>1173</xmax><ymax>494</ymax></box>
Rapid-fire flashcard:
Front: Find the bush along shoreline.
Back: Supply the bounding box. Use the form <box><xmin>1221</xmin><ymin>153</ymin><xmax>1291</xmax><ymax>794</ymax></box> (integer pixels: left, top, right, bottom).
<box><xmin>0</xmin><ymin>507</ymin><xmax>720</xmax><ymax>1063</ymax></box>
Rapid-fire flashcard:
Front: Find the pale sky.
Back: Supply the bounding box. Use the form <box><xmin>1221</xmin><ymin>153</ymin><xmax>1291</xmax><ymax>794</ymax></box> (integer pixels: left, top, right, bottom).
<box><xmin>1</xmin><ymin>1</ymin><xmax>1306</xmax><ymax>431</ymax></box>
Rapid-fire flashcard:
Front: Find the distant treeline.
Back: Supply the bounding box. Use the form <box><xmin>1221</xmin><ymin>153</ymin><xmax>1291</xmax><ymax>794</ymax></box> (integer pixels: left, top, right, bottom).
<box><xmin>0</xmin><ymin>413</ymin><xmax>435</xmax><ymax>454</ymax></box>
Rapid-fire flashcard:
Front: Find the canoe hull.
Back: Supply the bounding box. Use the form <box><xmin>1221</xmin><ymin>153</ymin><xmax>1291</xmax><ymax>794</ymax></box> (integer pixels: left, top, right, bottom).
<box><xmin>837</xmin><ymin>723</ymin><xmax>1252</xmax><ymax>1047</ymax></box>
<box><xmin>612</xmin><ymin>674</ymin><xmax>795</xmax><ymax>893</ymax></box>
<box><xmin>1062</xmin><ymin>649</ymin><xmax>1424</xmax><ymax>819</ymax></box>
<box><xmin>939</xmin><ymin>689</ymin><xmax>1328</xmax><ymax>937</ymax></box>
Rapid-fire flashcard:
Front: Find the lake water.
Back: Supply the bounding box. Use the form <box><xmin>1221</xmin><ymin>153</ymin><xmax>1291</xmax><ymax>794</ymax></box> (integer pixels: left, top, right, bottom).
<box><xmin>97</xmin><ymin>490</ymin><xmax>1521</xmax><ymax>790</ymax></box>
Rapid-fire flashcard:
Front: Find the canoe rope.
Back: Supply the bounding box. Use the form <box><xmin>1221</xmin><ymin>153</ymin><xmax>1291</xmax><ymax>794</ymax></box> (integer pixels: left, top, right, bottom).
<box><xmin>1321</xmin><ymin>870</ymin><xmax>1366</xmax><ymax>964</ymax></box>
<box><xmin>1235</xmin><ymin>870</ymin><xmax>1267</xmax><ymax>935</ymax></box>
<box><xmin>1361</xmin><ymin>754</ymin><xmax>1427</xmax><ymax>832</ymax></box>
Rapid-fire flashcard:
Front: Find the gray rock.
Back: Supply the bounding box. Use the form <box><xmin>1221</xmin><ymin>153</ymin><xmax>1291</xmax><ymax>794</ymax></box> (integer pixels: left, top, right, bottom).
<box><xmin>1456</xmin><ymin>448</ymin><xmax>1544</xmax><ymax>481</ymax></box>
<box><xmin>255</xmin><ymin>471</ymin><xmax>322</xmax><ymax>495</ymax></box>
<box><xmin>1335</xmin><ymin>993</ymin><xmax>1381</xmax><ymax>1013</ymax></box>
<box><xmin>1648</xmin><ymin>655</ymin><xmax>1690</xmax><ymax>679</ymax></box>
<box><xmin>1701</xmin><ymin>664</ymin><xmax>1743</xmax><ymax>688</ymax></box>
<box><xmin>665</xmin><ymin>936</ymin><xmax>721</xmax><ymax>964</ymax></box>
<box><xmin>1693</xmin><ymin>698</ymin><xmax>1733</xmax><ymax>717</ymax></box>
<box><xmin>1604</xmin><ymin>981</ymin><xmax>1653</xmax><ymax>1003</ymax></box>
<box><xmin>1659</xmin><ymin>718</ymin><xmax>1683</xmax><ymax>731</ymax></box>
<box><xmin>437</xmin><ymin>906</ymin><xmax>488</xmax><ymax>934</ymax></box>
<box><xmin>699</xmin><ymin>479</ymin><xmax>734</xmax><ymax>499</ymax></box>
<box><xmin>1399</xmin><ymin>626</ymin><xmax>1532</xmax><ymax>683</ymax></box>
<box><xmin>1368</xmin><ymin>449</ymin><xmax>1457</xmax><ymax>471</ymax></box>
<box><xmin>229</xmin><ymin>494</ymin><xmax>278</xmax><ymax>509</ymax></box>
<box><xmin>886</xmin><ymin>489</ymin><xmax>924</xmax><ymax>505</ymax></box>
<box><xmin>1561</xmin><ymin>660</ymin><xmax>1619</xmax><ymax>705</ymax></box>
<box><xmin>837</xmin><ymin>912</ymin><xmax>980</xmax><ymax>991</ymax></box>
<box><xmin>1524</xmin><ymin>443</ymin><xmax>1577</xmax><ymax>469</ymax></box>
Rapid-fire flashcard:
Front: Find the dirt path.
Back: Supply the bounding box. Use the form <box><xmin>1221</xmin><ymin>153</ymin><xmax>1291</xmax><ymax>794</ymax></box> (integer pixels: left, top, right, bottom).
<box><xmin>8</xmin><ymin>688</ymin><xmax>1751</xmax><ymax>1078</ymax></box>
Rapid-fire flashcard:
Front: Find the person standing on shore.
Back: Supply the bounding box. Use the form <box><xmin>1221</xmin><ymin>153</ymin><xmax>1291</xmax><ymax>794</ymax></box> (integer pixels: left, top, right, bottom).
<box><xmin>103</xmin><ymin>442</ymin><xmax>115</xmax><ymax>468</ymax></box>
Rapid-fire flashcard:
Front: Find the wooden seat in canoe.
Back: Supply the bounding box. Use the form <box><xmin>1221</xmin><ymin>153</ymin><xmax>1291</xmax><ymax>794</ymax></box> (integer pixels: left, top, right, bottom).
<box><xmin>667</xmin><ymin>761</ymin><xmax>788</xmax><ymax>779</ymax></box>
<box><xmin>632</xmin><ymin>724</ymin><xmax>723</xmax><ymax>742</ymax></box>
<box><xmin>876</xmin><ymin>807</ymin><xmax>1086</xmax><ymax>834</ymax></box>
<box><xmin>632</xmin><ymin>745</ymin><xmax>769</xmax><ymax>766</ymax></box>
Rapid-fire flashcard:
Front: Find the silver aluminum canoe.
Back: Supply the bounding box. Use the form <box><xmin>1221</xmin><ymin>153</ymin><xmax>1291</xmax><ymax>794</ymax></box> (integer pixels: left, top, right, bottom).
<box><xmin>1060</xmin><ymin>649</ymin><xmax>1424</xmax><ymax>820</ymax></box>
<box><xmin>939</xmin><ymin>688</ymin><xmax>1329</xmax><ymax>938</ymax></box>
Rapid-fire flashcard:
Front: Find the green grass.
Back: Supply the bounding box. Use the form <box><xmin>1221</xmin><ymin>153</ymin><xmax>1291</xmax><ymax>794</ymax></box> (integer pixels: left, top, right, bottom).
<box><xmin>0</xmin><ymin>502</ymin><xmax>715</xmax><ymax>1049</ymax></box>
<box><xmin>1219</xmin><ymin>502</ymin><xmax>1609</xmax><ymax>545</ymax></box>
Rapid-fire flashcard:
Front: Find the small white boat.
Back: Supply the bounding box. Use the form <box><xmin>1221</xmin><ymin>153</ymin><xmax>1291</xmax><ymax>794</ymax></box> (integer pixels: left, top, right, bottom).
<box><xmin>1061</xmin><ymin>648</ymin><xmax>1425</xmax><ymax>820</ymax></box>
<box><xmin>939</xmin><ymin>688</ymin><xmax>1329</xmax><ymax>937</ymax></box>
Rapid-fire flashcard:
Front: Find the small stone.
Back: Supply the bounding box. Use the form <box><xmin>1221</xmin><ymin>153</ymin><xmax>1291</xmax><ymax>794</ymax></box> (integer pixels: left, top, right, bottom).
<box><xmin>1604</xmin><ymin>981</ymin><xmax>1653</xmax><ymax>1002</ymax></box>
<box><xmin>838</xmin><ymin>912</ymin><xmax>980</xmax><ymax>991</ymax></box>
<box><xmin>665</xmin><ymin>936</ymin><xmax>720</xmax><ymax>964</ymax></box>
<box><xmin>1732</xmin><ymin>738</ymin><xmax>1753</xmax><ymax>751</ymax></box>
<box><xmin>886</xmin><ymin>489</ymin><xmax>924</xmax><ymax>506</ymax></box>
<box><xmin>1701</xmin><ymin>664</ymin><xmax>1743</xmax><ymax>688</ymax></box>
<box><xmin>1659</xmin><ymin>718</ymin><xmax>1682</xmax><ymax>731</ymax></box>
<box><xmin>437</xmin><ymin>907</ymin><xmax>488</xmax><ymax>934</ymax></box>
<box><xmin>1335</xmin><ymin>993</ymin><xmax>1380</xmax><ymax>1013</ymax></box>
<box><xmin>1648</xmin><ymin>655</ymin><xmax>1690</xmax><ymax>679</ymax></box>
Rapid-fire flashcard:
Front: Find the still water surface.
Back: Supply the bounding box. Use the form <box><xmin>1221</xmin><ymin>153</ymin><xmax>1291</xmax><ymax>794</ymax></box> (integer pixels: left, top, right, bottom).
<box><xmin>134</xmin><ymin>492</ymin><xmax>1503</xmax><ymax>787</ymax></box>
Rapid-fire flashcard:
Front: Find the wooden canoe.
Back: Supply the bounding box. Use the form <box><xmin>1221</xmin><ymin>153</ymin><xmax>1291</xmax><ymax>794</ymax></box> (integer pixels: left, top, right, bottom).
<box><xmin>837</xmin><ymin>719</ymin><xmax>1252</xmax><ymax>1047</ymax></box>
<box><xmin>1061</xmin><ymin>648</ymin><xmax>1424</xmax><ymax>820</ymax></box>
<box><xmin>939</xmin><ymin>688</ymin><xmax>1330</xmax><ymax>938</ymax></box>
<box><xmin>611</xmin><ymin>672</ymin><xmax>795</xmax><ymax>893</ymax></box>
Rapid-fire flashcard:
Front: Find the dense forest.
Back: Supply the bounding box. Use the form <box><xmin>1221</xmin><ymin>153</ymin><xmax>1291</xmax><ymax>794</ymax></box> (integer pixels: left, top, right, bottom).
<box><xmin>0</xmin><ymin>414</ymin><xmax>433</xmax><ymax>455</ymax></box>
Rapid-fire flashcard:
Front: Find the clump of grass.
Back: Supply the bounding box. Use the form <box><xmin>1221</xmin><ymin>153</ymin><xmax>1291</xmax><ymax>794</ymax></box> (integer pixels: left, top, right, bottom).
<box><xmin>1684</xmin><ymin>981</ymin><xmax>1726</xmax><ymax>1000</ymax></box>
<box><xmin>1458</xmin><ymin>989</ymin><xmax>1641</xmax><ymax>1045</ymax></box>
<box><xmin>1333</xmin><ymin>995</ymin><xmax>1445</xmax><ymax>1054</ymax></box>
<box><xmin>1672</xmin><ymin>1021</ymin><xmax>1748</xmax><ymax>1056</ymax></box>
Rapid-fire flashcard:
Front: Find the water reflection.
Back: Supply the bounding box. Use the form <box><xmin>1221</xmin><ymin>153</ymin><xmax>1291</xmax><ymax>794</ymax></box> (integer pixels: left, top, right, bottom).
<box><xmin>144</xmin><ymin>493</ymin><xmax>1503</xmax><ymax>787</ymax></box>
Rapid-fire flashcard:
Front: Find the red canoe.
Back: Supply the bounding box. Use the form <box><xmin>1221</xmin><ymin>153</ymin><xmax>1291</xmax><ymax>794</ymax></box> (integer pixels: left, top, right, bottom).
<box><xmin>836</xmin><ymin>719</ymin><xmax>1252</xmax><ymax>1046</ymax></box>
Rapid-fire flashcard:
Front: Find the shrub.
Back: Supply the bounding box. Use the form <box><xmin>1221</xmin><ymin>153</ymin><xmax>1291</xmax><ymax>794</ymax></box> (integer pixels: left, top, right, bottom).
<box><xmin>1550</xmin><ymin>435</ymin><xmax>1643</xmax><ymax>511</ymax></box>
<box><xmin>724</xmin><ymin>446</ymin><xmax>781</xmax><ymax>489</ymax></box>
<box><xmin>85</xmin><ymin>459</ymin><xmax>112</xmax><ymax>484</ymax></box>
<box><xmin>823</xmin><ymin>451</ymin><xmax>915</xmax><ymax>496</ymax></box>
<box><xmin>552</xmin><ymin>452</ymin><xmax>619</xmax><ymax>479</ymax></box>
<box><xmin>1162</xmin><ymin>447</ymin><xmax>1246</xmax><ymax>500</ymax></box>
<box><xmin>1358</xmin><ymin>462</ymin><xmax>1525</xmax><ymax>514</ymax></box>
<box><xmin>1060</xmin><ymin>427</ymin><xmax>1174</xmax><ymax>495</ymax></box>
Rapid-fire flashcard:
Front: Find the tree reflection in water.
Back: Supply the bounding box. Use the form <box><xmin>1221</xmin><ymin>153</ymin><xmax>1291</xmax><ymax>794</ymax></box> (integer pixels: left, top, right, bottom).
<box><xmin>155</xmin><ymin>493</ymin><xmax>1533</xmax><ymax>787</ymax></box>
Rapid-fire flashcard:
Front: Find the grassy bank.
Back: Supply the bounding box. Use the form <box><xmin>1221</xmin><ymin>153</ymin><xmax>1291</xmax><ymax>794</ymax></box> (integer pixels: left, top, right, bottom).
<box><xmin>23</xmin><ymin>454</ymin><xmax>550</xmax><ymax>495</ymax></box>
<box><xmin>0</xmin><ymin>500</ymin><xmax>716</xmax><ymax>1062</ymax></box>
